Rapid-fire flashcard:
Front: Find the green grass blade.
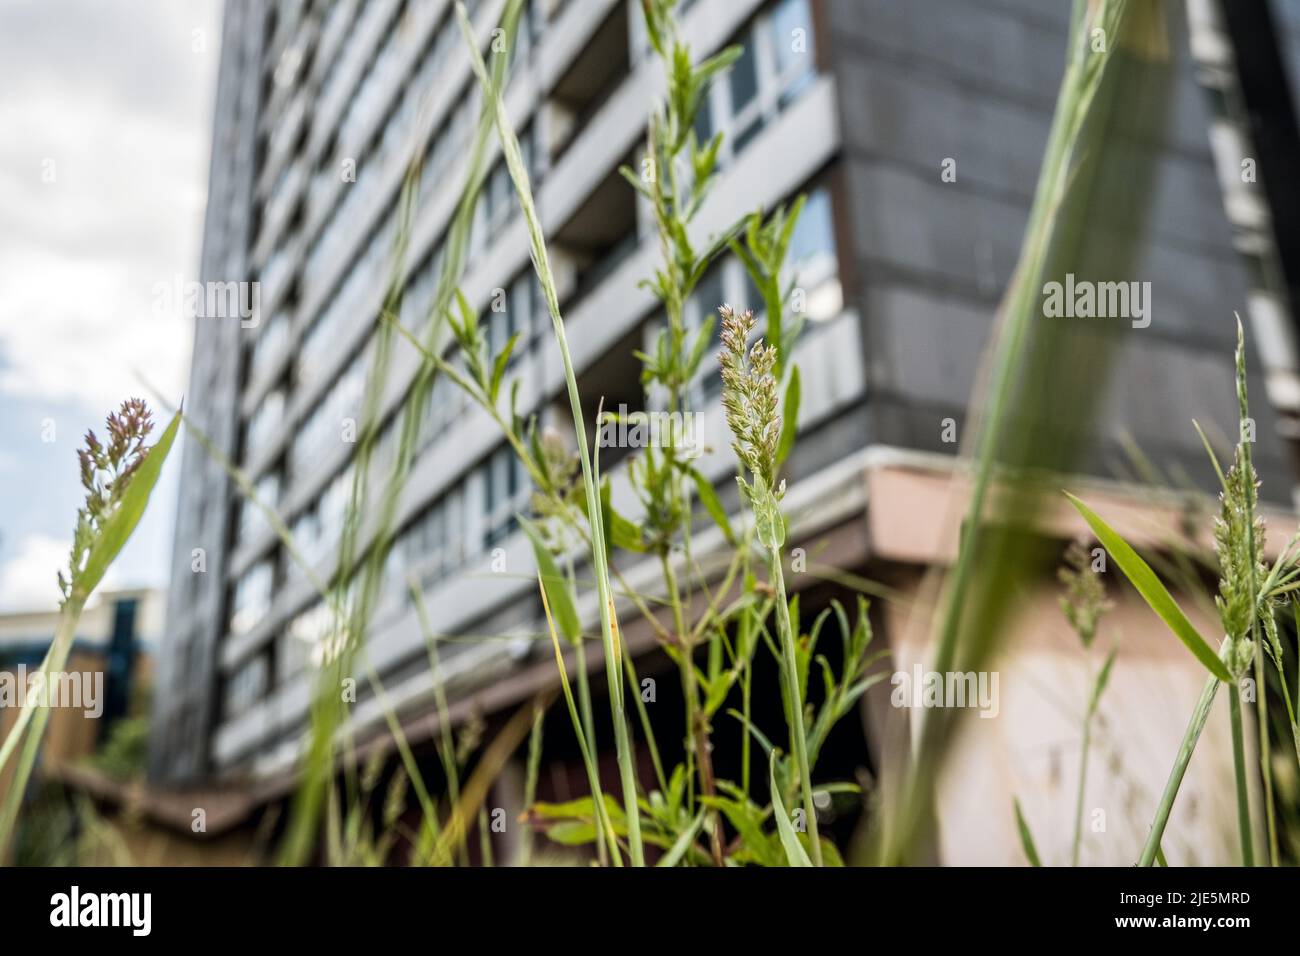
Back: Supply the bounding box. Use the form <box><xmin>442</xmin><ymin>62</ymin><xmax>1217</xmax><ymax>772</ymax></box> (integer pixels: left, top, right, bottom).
<box><xmin>520</xmin><ymin>517</ymin><xmax>581</xmax><ymax>645</ymax></box>
<box><xmin>656</xmin><ymin>809</ymin><xmax>707</xmax><ymax>868</ymax></box>
<box><xmin>1138</xmin><ymin>674</ymin><xmax>1220</xmax><ymax>866</ymax></box>
<box><xmin>1014</xmin><ymin>798</ymin><xmax>1042</xmax><ymax>867</ymax></box>
<box><xmin>1066</xmin><ymin>493</ymin><xmax>1231</xmax><ymax>683</ymax></box>
<box><xmin>0</xmin><ymin>409</ymin><xmax>180</xmax><ymax>854</ymax></box>
<box><xmin>455</xmin><ymin>0</ymin><xmax>644</xmax><ymax>864</ymax></box>
<box><xmin>770</xmin><ymin>752</ymin><xmax>813</xmax><ymax>867</ymax></box>
<box><xmin>776</xmin><ymin>364</ymin><xmax>800</xmax><ymax>468</ymax></box>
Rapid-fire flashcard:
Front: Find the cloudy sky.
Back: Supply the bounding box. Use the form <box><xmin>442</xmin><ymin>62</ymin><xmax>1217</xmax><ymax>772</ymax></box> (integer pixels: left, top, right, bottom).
<box><xmin>0</xmin><ymin>0</ymin><xmax>219</xmax><ymax>610</ymax></box>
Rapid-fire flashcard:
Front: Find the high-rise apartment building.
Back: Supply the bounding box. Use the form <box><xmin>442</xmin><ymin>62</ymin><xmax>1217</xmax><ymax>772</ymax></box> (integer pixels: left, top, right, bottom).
<box><xmin>150</xmin><ymin>0</ymin><xmax>1300</xmax><ymax>861</ymax></box>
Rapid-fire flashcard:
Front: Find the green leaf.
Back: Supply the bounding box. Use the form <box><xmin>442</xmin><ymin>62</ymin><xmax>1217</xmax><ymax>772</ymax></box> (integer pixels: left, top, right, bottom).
<box><xmin>656</xmin><ymin>809</ymin><xmax>707</xmax><ymax>868</ymax></box>
<box><xmin>1066</xmin><ymin>493</ymin><xmax>1232</xmax><ymax>683</ymax></box>
<box><xmin>770</xmin><ymin>752</ymin><xmax>813</xmax><ymax>866</ymax></box>
<box><xmin>726</xmin><ymin>707</ymin><xmax>775</xmax><ymax>758</ymax></box>
<box><xmin>773</xmin><ymin>194</ymin><xmax>807</xmax><ymax>268</ymax></box>
<box><xmin>530</xmin><ymin>794</ymin><xmax>623</xmax><ymax>822</ymax></box>
<box><xmin>585</xmin><ymin>478</ymin><xmax>645</xmax><ymax>553</ymax></box>
<box><xmin>519</xmin><ymin>517</ymin><xmax>580</xmax><ymax>645</ymax></box>
<box><xmin>1014</xmin><ymin>798</ymin><xmax>1042</xmax><ymax>867</ymax></box>
<box><xmin>78</xmin><ymin>410</ymin><xmax>181</xmax><ymax>597</ymax></box>
<box><xmin>702</xmin><ymin>795</ymin><xmax>782</xmax><ymax>867</ymax></box>
<box><xmin>489</xmin><ymin>332</ymin><xmax>519</xmax><ymax>404</ymax></box>
<box><xmin>689</xmin><ymin>214</ymin><xmax>749</xmax><ymax>290</ymax></box>
<box><xmin>618</xmin><ymin>164</ymin><xmax>652</xmax><ymax>201</ymax></box>
<box><xmin>546</xmin><ymin>820</ymin><xmax>600</xmax><ymax>846</ymax></box>
<box><xmin>1191</xmin><ymin>419</ymin><xmax>1228</xmax><ymax>494</ymax></box>
<box><xmin>816</xmin><ymin>838</ymin><xmax>845</xmax><ymax>867</ymax></box>
<box><xmin>776</xmin><ymin>364</ymin><xmax>800</xmax><ymax>468</ymax></box>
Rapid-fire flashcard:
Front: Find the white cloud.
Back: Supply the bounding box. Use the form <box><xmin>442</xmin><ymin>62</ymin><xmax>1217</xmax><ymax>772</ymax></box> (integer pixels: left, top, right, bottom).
<box><xmin>0</xmin><ymin>1</ymin><xmax>217</xmax><ymax>413</ymax></box>
<box><xmin>0</xmin><ymin>99</ymin><xmax>205</xmax><ymax>412</ymax></box>
<box><xmin>0</xmin><ymin>530</ymin><xmax>133</xmax><ymax>613</ymax></box>
<box><xmin>0</xmin><ymin>0</ymin><xmax>218</xmax><ymax>612</ymax></box>
<box><xmin>0</xmin><ymin>532</ymin><xmax>71</xmax><ymax>612</ymax></box>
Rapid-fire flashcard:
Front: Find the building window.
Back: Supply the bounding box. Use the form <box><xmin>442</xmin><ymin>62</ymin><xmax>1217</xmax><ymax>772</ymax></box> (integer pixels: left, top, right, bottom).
<box><xmin>238</xmin><ymin>468</ymin><xmax>282</xmax><ymax>542</ymax></box>
<box><xmin>292</xmin><ymin>346</ymin><xmax>367</xmax><ymax>480</ymax></box>
<box><xmin>223</xmin><ymin>654</ymin><xmax>269</xmax><ymax>717</ymax></box>
<box><xmin>697</xmin><ymin>0</ymin><xmax>818</xmax><ymax>167</ymax></box>
<box><xmin>229</xmin><ymin>559</ymin><xmax>274</xmax><ymax>637</ymax></box>
<box><xmin>244</xmin><ymin>385</ymin><xmax>286</xmax><ymax>462</ymax></box>
<box><xmin>396</xmin><ymin>479</ymin><xmax>472</xmax><ymax>604</ymax></box>
<box><xmin>484</xmin><ymin>444</ymin><xmax>529</xmax><ymax>546</ymax></box>
<box><xmin>487</xmin><ymin>269</ymin><xmax>539</xmax><ymax>361</ymax></box>
<box><xmin>281</xmin><ymin>600</ymin><xmax>332</xmax><ymax>682</ymax></box>
<box><xmin>687</xmin><ymin>181</ymin><xmax>839</xmax><ymax>400</ymax></box>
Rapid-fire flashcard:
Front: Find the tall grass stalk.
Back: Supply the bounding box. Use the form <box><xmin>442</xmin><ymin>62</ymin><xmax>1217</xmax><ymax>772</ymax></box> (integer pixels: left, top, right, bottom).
<box><xmin>770</xmin><ymin>545</ymin><xmax>821</xmax><ymax>864</ymax></box>
<box><xmin>537</xmin><ymin>575</ymin><xmax>622</xmax><ymax>864</ymax></box>
<box><xmin>718</xmin><ymin>305</ymin><xmax>821</xmax><ymax>864</ymax></box>
<box><xmin>519</xmin><ymin>698</ymin><xmax>545</xmax><ymax>866</ymax></box>
<box><xmin>1227</xmin><ymin>687</ymin><xmax>1254</xmax><ymax>865</ymax></box>
<box><xmin>0</xmin><ymin>402</ymin><xmax>178</xmax><ymax>858</ymax></box>
<box><xmin>454</xmin><ymin>0</ymin><xmax>645</xmax><ymax>864</ymax></box>
<box><xmin>278</xmin><ymin>0</ymin><xmax>525</xmax><ymax>865</ymax></box>
<box><xmin>881</xmin><ymin>0</ymin><xmax>1169</xmax><ymax>864</ymax></box>
<box><xmin>1138</xmin><ymin>674</ymin><xmax>1219</xmax><ymax>866</ymax></box>
<box><xmin>1072</xmin><ymin>321</ymin><xmax>1300</xmax><ymax>867</ymax></box>
<box><xmin>1058</xmin><ymin>540</ymin><xmax>1114</xmax><ymax>866</ymax></box>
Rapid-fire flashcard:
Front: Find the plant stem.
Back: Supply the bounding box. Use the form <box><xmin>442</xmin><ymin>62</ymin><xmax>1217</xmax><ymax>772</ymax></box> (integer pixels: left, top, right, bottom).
<box><xmin>770</xmin><ymin>547</ymin><xmax>822</xmax><ymax>866</ymax></box>
<box><xmin>1252</xmin><ymin>647</ymin><xmax>1278</xmax><ymax>865</ymax></box>
<box><xmin>571</xmin><ymin>639</ymin><xmax>611</xmax><ymax>867</ymax></box>
<box><xmin>1227</xmin><ymin>681</ymin><xmax>1255</xmax><ymax>866</ymax></box>
<box><xmin>456</xmin><ymin>0</ymin><xmax>644</xmax><ymax>865</ymax></box>
<box><xmin>741</xmin><ymin>605</ymin><xmax>754</xmax><ymax>797</ymax></box>
<box><xmin>1070</xmin><ymin>709</ymin><xmax>1093</xmax><ymax>867</ymax></box>
<box><xmin>520</xmin><ymin>700</ymin><xmax>544</xmax><ymax>867</ymax></box>
<box><xmin>1231</xmin><ymin>319</ymin><xmax>1261</xmax><ymax>867</ymax></box>
<box><xmin>1138</xmin><ymin>674</ymin><xmax>1219</xmax><ymax>866</ymax></box>
<box><xmin>537</xmin><ymin>578</ymin><xmax>621</xmax><ymax>865</ymax></box>
<box><xmin>663</xmin><ymin>553</ymin><xmax>724</xmax><ymax>865</ymax></box>
<box><xmin>623</xmin><ymin>651</ymin><xmax>667</xmax><ymax>794</ymax></box>
<box><xmin>0</xmin><ymin>593</ymin><xmax>86</xmax><ymax>857</ymax></box>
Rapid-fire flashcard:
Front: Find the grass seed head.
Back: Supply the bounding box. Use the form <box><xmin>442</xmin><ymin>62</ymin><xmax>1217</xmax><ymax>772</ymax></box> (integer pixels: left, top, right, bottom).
<box><xmin>1058</xmin><ymin>538</ymin><xmax>1111</xmax><ymax>648</ymax></box>
<box><xmin>719</xmin><ymin>305</ymin><xmax>787</xmax><ymax>548</ymax></box>
<box><xmin>718</xmin><ymin>305</ymin><xmax>782</xmax><ymax>491</ymax></box>
<box><xmin>1214</xmin><ymin>447</ymin><xmax>1264</xmax><ymax>672</ymax></box>
<box><xmin>59</xmin><ymin>398</ymin><xmax>155</xmax><ymax>605</ymax></box>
